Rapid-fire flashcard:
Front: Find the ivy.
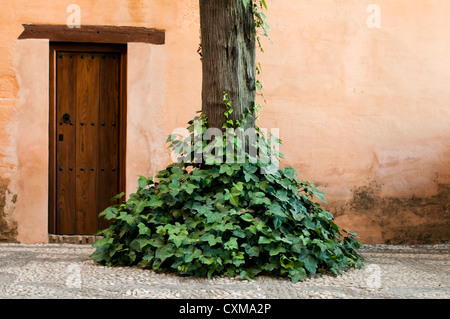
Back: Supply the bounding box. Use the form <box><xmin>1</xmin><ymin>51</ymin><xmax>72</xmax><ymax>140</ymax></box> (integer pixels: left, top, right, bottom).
<box><xmin>91</xmin><ymin>0</ymin><xmax>364</xmax><ymax>283</ymax></box>
<box><xmin>91</xmin><ymin>117</ymin><xmax>364</xmax><ymax>282</ymax></box>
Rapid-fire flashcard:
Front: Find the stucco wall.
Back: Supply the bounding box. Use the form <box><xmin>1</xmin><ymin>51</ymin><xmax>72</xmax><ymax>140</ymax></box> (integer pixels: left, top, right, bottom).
<box><xmin>256</xmin><ymin>0</ymin><xmax>450</xmax><ymax>244</ymax></box>
<box><xmin>0</xmin><ymin>0</ymin><xmax>448</xmax><ymax>244</ymax></box>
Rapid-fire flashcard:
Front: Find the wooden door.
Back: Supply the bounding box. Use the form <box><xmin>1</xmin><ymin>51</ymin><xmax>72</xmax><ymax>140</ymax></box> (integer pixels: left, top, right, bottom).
<box><xmin>53</xmin><ymin>49</ymin><xmax>123</xmax><ymax>235</ymax></box>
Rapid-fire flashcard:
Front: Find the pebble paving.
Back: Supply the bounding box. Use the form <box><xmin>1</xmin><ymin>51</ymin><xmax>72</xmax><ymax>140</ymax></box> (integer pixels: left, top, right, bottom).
<box><xmin>0</xmin><ymin>243</ymin><xmax>448</xmax><ymax>299</ymax></box>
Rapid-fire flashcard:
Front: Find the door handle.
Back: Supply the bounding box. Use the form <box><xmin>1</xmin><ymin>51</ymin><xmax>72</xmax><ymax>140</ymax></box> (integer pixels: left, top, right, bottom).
<box><xmin>62</xmin><ymin>113</ymin><xmax>71</xmax><ymax>124</ymax></box>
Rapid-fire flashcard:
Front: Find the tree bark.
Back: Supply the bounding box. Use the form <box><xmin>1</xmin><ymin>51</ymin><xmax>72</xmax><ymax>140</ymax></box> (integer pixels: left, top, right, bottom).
<box><xmin>199</xmin><ymin>0</ymin><xmax>256</xmax><ymax>130</ymax></box>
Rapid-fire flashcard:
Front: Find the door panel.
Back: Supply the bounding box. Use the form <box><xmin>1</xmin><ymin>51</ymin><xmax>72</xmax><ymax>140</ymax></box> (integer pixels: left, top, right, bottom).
<box><xmin>56</xmin><ymin>52</ymin><xmax>77</xmax><ymax>235</ymax></box>
<box><xmin>55</xmin><ymin>51</ymin><xmax>121</xmax><ymax>235</ymax></box>
<box><xmin>98</xmin><ymin>54</ymin><xmax>120</xmax><ymax>231</ymax></box>
<box><xmin>75</xmin><ymin>53</ymin><xmax>100</xmax><ymax>235</ymax></box>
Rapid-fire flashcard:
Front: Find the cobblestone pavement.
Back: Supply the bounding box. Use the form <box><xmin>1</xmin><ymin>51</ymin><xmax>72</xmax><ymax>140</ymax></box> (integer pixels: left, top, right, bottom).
<box><xmin>0</xmin><ymin>243</ymin><xmax>448</xmax><ymax>299</ymax></box>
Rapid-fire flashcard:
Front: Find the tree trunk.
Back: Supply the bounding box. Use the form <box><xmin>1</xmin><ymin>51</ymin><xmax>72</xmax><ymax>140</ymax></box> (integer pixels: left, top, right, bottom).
<box><xmin>199</xmin><ymin>0</ymin><xmax>256</xmax><ymax>130</ymax></box>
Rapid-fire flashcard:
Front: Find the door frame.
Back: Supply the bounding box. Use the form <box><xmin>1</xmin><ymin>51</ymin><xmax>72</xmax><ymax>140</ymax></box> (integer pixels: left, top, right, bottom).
<box><xmin>48</xmin><ymin>42</ymin><xmax>127</xmax><ymax>234</ymax></box>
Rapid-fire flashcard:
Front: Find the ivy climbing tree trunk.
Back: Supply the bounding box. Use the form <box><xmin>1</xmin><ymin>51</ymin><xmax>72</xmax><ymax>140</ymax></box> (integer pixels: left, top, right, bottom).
<box><xmin>199</xmin><ymin>0</ymin><xmax>256</xmax><ymax>130</ymax></box>
<box><xmin>92</xmin><ymin>0</ymin><xmax>364</xmax><ymax>283</ymax></box>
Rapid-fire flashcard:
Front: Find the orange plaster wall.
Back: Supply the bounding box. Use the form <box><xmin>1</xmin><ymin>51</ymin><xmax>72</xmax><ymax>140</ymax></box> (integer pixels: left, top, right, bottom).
<box><xmin>0</xmin><ymin>0</ymin><xmax>448</xmax><ymax>244</ymax></box>
<box><xmin>257</xmin><ymin>0</ymin><xmax>450</xmax><ymax>244</ymax></box>
<box><xmin>11</xmin><ymin>40</ymin><xmax>50</xmax><ymax>244</ymax></box>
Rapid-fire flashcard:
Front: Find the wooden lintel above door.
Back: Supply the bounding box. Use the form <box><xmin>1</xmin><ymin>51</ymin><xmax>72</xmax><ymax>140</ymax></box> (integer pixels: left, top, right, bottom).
<box><xmin>19</xmin><ymin>24</ymin><xmax>165</xmax><ymax>45</ymax></box>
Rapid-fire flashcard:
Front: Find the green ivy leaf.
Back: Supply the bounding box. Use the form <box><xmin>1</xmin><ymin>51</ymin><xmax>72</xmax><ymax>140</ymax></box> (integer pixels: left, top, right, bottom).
<box><xmin>206</xmin><ymin>211</ymin><xmax>224</xmax><ymax>224</ymax></box>
<box><xmin>172</xmin><ymin>232</ymin><xmax>187</xmax><ymax>248</ymax></box>
<box><xmin>224</xmin><ymin>237</ymin><xmax>239</xmax><ymax>250</ymax></box>
<box><xmin>269</xmin><ymin>246</ymin><xmax>287</xmax><ymax>256</ymax></box>
<box><xmin>307</xmin><ymin>181</ymin><xmax>327</xmax><ymax>204</ymax></box>
<box><xmin>138</xmin><ymin>176</ymin><xmax>150</xmax><ymax>189</ymax></box>
<box><xmin>289</xmin><ymin>267</ymin><xmax>307</xmax><ymax>283</ymax></box>
<box><xmin>92</xmin><ymin>237</ymin><xmax>113</xmax><ymax>249</ymax></box>
<box><xmin>150</xmin><ymin>237</ymin><xmax>165</xmax><ymax>248</ymax></box>
<box><xmin>135</xmin><ymin>200</ymin><xmax>148</xmax><ymax>214</ymax></box>
<box><xmin>268</xmin><ymin>203</ymin><xmax>284</xmax><ymax>217</ymax></box>
<box><xmin>148</xmin><ymin>196</ymin><xmax>164</xmax><ymax>208</ymax></box>
<box><xmin>240</xmin><ymin>213</ymin><xmax>254</xmax><ymax>222</ymax></box>
<box><xmin>184</xmin><ymin>247</ymin><xmax>202</xmax><ymax>263</ymax></box>
<box><xmin>301</xmin><ymin>255</ymin><xmax>318</xmax><ymax>275</ymax></box>
<box><xmin>99</xmin><ymin>207</ymin><xmax>119</xmax><ymax>221</ymax></box>
<box><xmin>142</xmin><ymin>250</ymin><xmax>154</xmax><ymax>263</ymax></box>
<box><xmin>229</xmin><ymin>194</ymin><xmax>239</xmax><ymax>207</ymax></box>
<box><xmin>110</xmin><ymin>192</ymin><xmax>125</xmax><ymax>202</ymax></box>
<box><xmin>258</xmin><ymin>236</ymin><xmax>273</xmax><ymax>244</ymax></box>
<box><xmin>155</xmin><ymin>244</ymin><xmax>175</xmax><ymax>262</ymax></box>
<box><xmin>244</xmin><ymin>245</ymin><xmax>261</xmax><ymax>257</ymax></box>
<box><xmin>183</xmin><ymin>182</ymin><xmax>197</xmax><ymax>195</ymax></box>
<box><xmin>201</xmin><ymin>233</ymin><xmax>223</xmax><ymax>246</ymax></box>
<box><xmin>138</xmin><ymin>223</ymin><xmax>151</xmax><ymax>237</ymax></box>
